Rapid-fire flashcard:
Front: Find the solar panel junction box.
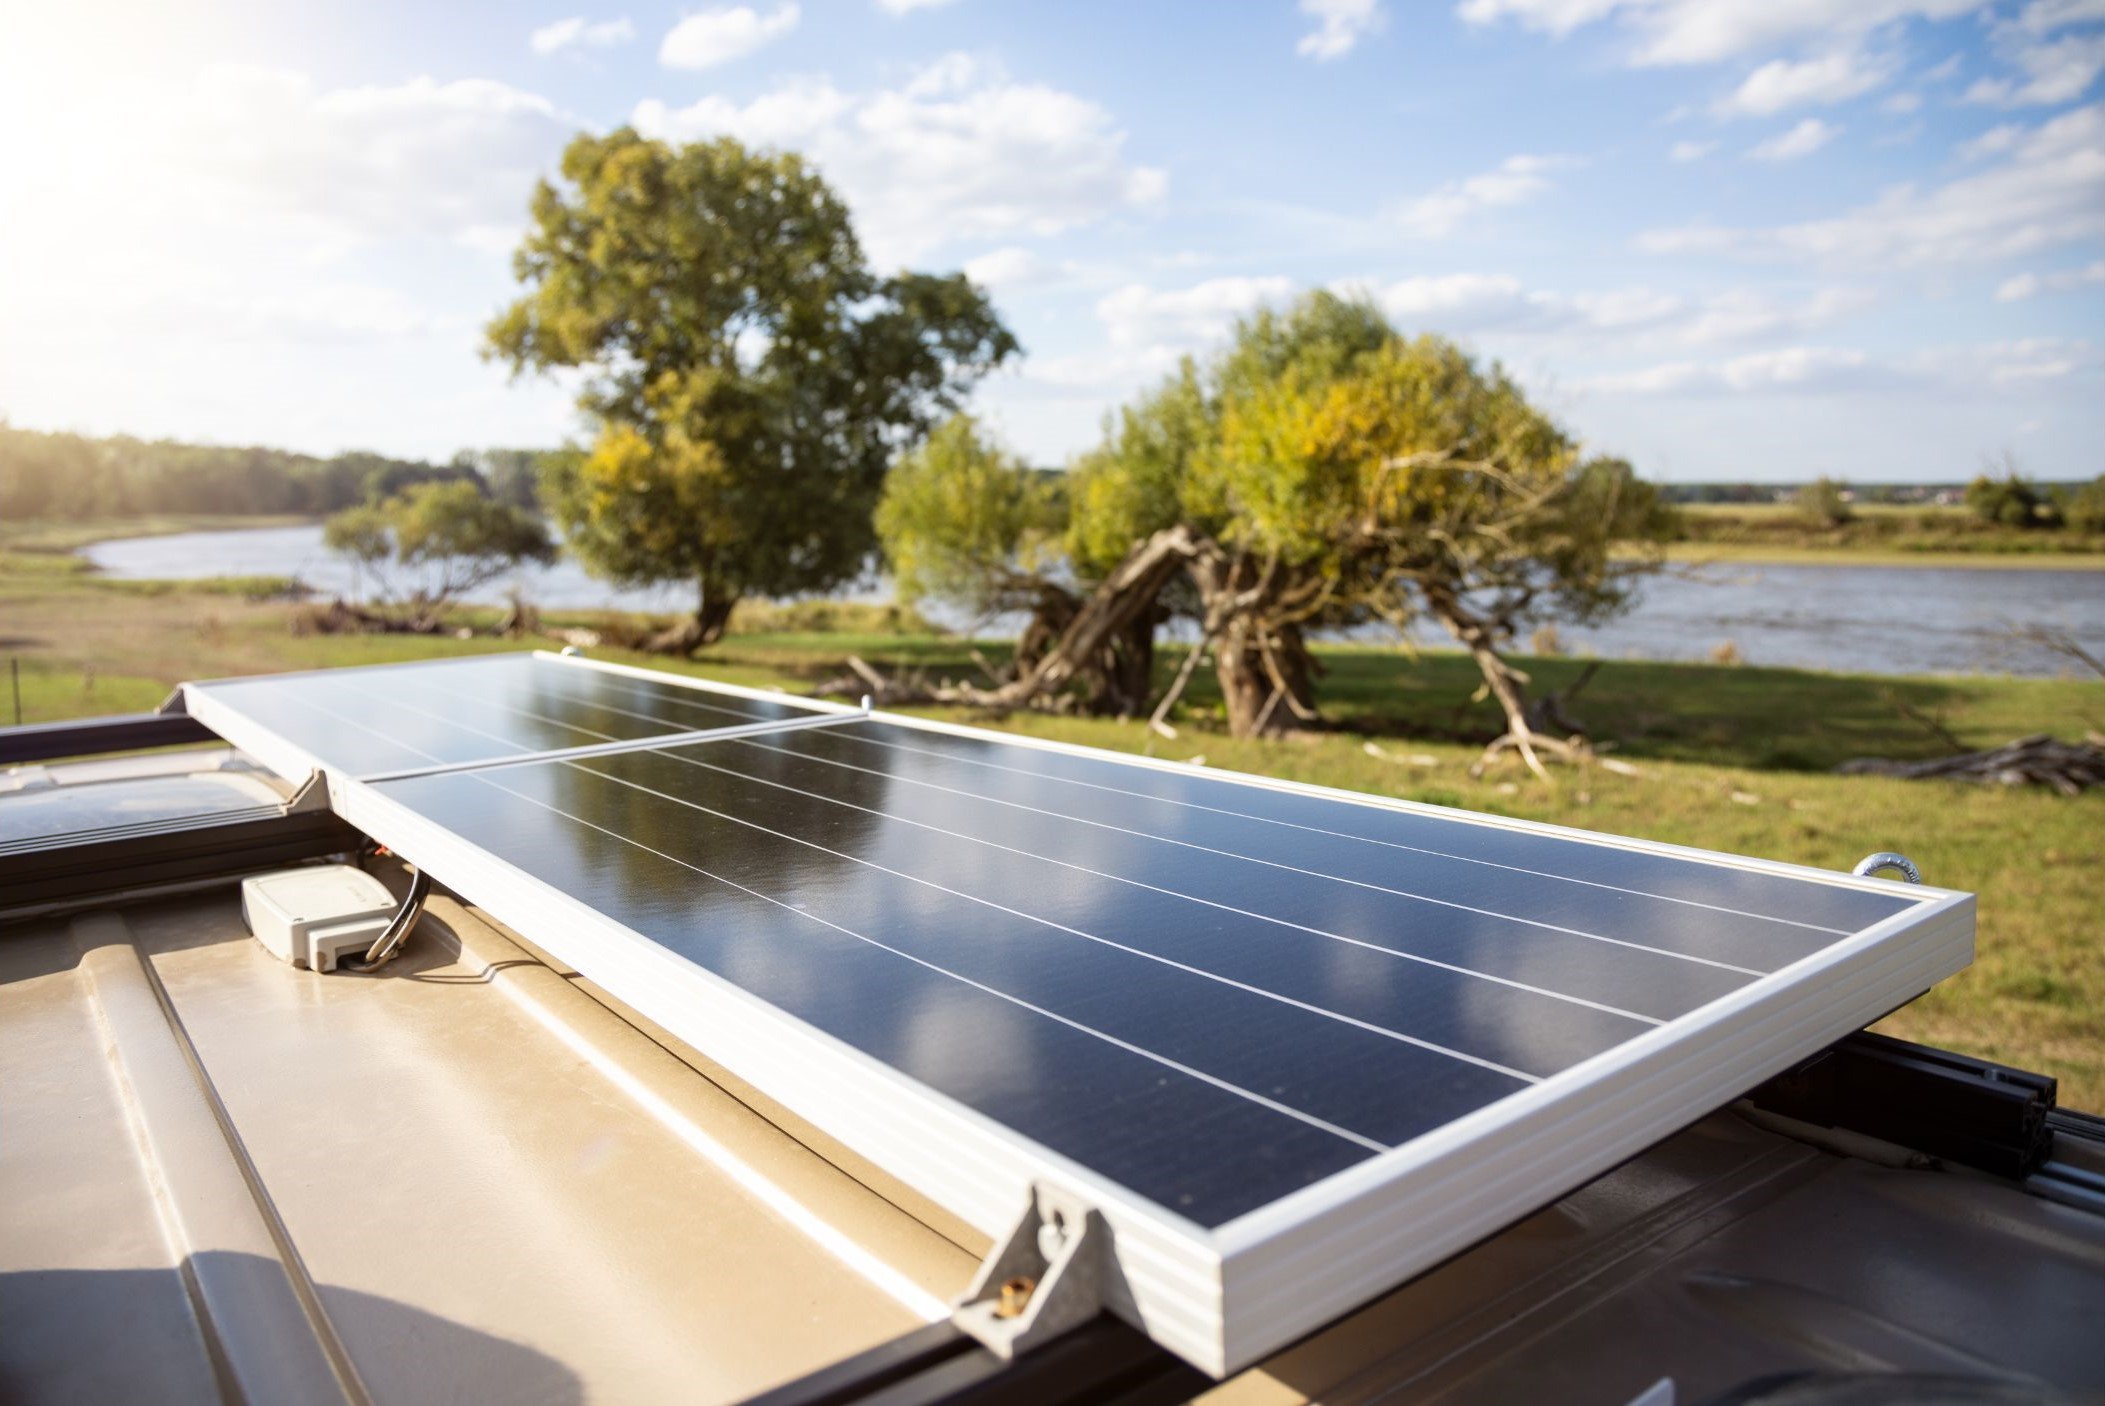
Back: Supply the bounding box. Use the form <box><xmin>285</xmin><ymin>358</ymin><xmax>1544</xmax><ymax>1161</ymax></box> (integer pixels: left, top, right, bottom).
<box><xmin>954</xmin><ymin>1186</ymin><xmax>1110</xmax><ymax>1360</ymax></box>
<box><xmin>241</xmin><ymin>864</ymin><xmax>397</xmax><ymax>974</ymax></box>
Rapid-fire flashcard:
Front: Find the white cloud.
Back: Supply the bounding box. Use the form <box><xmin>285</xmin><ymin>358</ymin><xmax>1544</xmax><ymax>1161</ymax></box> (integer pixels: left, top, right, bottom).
<box><xmin>1575</xmin><ymin>337</ymin><xmax>2099</xmax><ymax>398</ymax></box>
<box><xmin>659</xmin><ymin>4</ymin><xmax>799</xmax><ymax>70</ymax></box>
<box><xmin>1669</xmin><ymin>138</ymin><xmax>1717</xmax><ymax>160</ymax></box>
<box><xmin>1370</xmin><ymin>273</ymin><xmax>1685</xmax><ymax>335</ymax></box>
<box><xmin>1924</xmin><ymin>336</ymin><xmax>2098</xmax><ymax>381</ymax></box>
<box><xmin>1375</xmin><ymin>272</ymin><xmax>1533</xmax><ymax>321</ymax></box>
<box><xmin>1963</xmin><ymin>27</ymin><xmax>2105</xmax><ymax>105</ymax></box>
<box><xmin>1677</xmin><ymin>286</ymin><xmax>1873</xmax><ymax>341</ymax></box>
<box><xmin>633</xmin><ymin>54</ymin><xmax>1165</xmax><ymax>263</ymax></box>
<box><xmin>1708</xmin><ymin>346</ymin><xmax>1873</xmax><ymax>388</ymax></box>
<box><xmin>1455</xmin><ymin>0</ymin><xmax>1991</xmax><ymax>67</ymax></box>
<box><xmin>877</xmin><ymin>0</ymin><xmax>961</xmax><ymax>11</ymax></box>
<box><xmin>1394</xmin><ymin>154</ymin><xmax>1565</xmax><ymax>237</ymax></box>
<box><xmin>1364</xmin><ymin>273</ymin><xmax>1866</xmax><ymax>347</ymax></box>
<box><xmin>1881</xmin><ymin>90</ymin><xmax>1924</xmax><ymax>112</ymax></box>
<box><xmin>1574</xmin><ymin>286</ymin><xmax>1693</xmax><ymax>328</ymax></box>
<box><xmin>964</xmin><ymin>246</ymin><xmax>1050</xmax><ymax>287</ymax></box>
<box><xmin>1096</xmin><ymin>276</ymin><xmax>1295</xmax><ymax>349</ymax></box>
<box><xmin>1460</xmin><ymin>0</ymin><xmax>2102</xmax><ymax>120</ymax></box>
<box><xmin>1717</xmin><ymin>49</ymin><xmax>1892</xmax><ymax>115</ymax></box>
<box><xmin>1959</xmin><ymin>122</ymin><xmax>2026</xmax><ymax>158</ymax></box>
<box><xmin>1298</xmin><ymin>0</ymin><xmax>1386</xmax><ymax>60</ymax></box>
<box><xmin>1577</xmin><ymin>346</ymin><xmax>1878</xmax><ymax>395</ymax></box>
<box><xmin>165</xmin><ymin>67</ymin><xmax>568</xmax><ymax>250</ymax></box>
<box><xmin>1995</xmin><ymin>259</ymin><xmax>2105</xmax><ymax>299</ymax></box>
<box><xmin>1011</xmin><ymin>274</ymin><xmax>1300</xmax><ymax>393</ymax></box>
<box><xmin>2015</xmin><ymin>0</ymin><xmax>2105</xmax><ymax>32</ymax></box>
<box><xmin>530</xmin><ymin>15</ymin><xmax>635</xmax><ymax>55</ymax></box>
<box><xmin>1748</xmin><ymin>117</ymin><xmax>1841</xmax><ymax>160</ymax></box>
<box><xmin>1643</xmin><ymin>102</ymin><xmax>2105</xmax><ymax>264</ymax></box>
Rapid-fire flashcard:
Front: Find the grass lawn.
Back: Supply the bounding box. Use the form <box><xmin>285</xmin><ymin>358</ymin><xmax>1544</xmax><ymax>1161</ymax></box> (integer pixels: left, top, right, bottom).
<box><xmin>4</xmin><ymin>542</ymin><xmax>2100</xmax><ymax>1109</ymax></box>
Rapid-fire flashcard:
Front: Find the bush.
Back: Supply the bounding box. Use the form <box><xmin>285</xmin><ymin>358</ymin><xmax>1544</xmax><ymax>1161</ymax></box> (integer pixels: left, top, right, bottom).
<box><xmin>1794</xmin><ymin>476</ymin><xmax>1852</xmax><ymax>527</ymax></box>
<box><xmin>1966</xmin><ymin>470</ymin><xmax>2063</xmax><ymax>529</ymax></box>
<box><xmin>2064</xmin><ymin>476</ymin><xmax>2105</xmax><ymax>534</ymax></box>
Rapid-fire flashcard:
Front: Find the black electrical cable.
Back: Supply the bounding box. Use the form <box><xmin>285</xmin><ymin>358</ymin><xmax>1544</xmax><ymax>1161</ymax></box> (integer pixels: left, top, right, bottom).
<box><xmin>346</xmin><ymin>865</ymin><xmax>430</xmax><ymax>973</ymax></box>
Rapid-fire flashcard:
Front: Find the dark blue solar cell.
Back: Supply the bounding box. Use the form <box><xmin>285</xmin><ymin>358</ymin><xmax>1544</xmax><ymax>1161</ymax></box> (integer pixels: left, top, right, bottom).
<box><xmin>375</xmin><ymin>758</ymin><xmax>1387</xmax><ymax>1224</ymax></box>
<box><xmin>190</xmin><ymin>653</ymin><xmax>817</xmax><ymax>776</ymax></box>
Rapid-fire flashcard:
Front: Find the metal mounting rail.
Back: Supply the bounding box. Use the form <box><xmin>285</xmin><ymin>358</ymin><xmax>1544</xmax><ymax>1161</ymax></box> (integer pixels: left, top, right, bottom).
<box><xmin>357</xmin><ymin>702</ymin><xmax>873</xmax><ymax>785</ymax></box>
<box><xmin>1744</xmin><ymin>1029</ymin><xmax>2057</xmax><ymax>1178</ymax></box>
<box><xmin>0</xmin><ymin>711</ymin><xmax>218</xmax><ymax>766</ymax></box>
<box><xmin>739</xmin><ymin>1316</ymin><xmax>1205</xmax><ymax>1406</ymax></box>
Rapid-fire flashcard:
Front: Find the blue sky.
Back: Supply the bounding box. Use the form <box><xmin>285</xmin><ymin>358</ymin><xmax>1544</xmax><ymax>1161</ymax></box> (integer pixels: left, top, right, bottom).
<box><xmin>1</xmin><ymin>0</ymin><xmax>2100</xmax><ymax>481</ymax></box>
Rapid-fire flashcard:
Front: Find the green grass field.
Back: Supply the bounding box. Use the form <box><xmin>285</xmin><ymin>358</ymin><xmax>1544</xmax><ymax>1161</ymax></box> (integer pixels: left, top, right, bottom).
<box><xmin>4</xmin><ymin>537</ymin><xmax>2100</xmax><ymax>1108</ymax></box>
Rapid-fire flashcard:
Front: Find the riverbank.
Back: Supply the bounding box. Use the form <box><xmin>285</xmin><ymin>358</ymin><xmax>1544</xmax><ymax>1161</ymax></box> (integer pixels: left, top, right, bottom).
<box><xmin>0</xmin><ymin>512</ymin><xmax>319</xmax><ymax>554</ymax></box>
<box><xmin>1661</xmin><ymin>542</ymin><xmax>2105</xmax><ymax>570</ymax></box>
<box><xmin>24</xmin><ymin>507</ymin><xmax>2105</xmax><ymax>579</ymax></box>
<box><xmin>56</xmin><ymin>519</ymin><xmax>2105</xmax><ymax>677</ymax></box>
<box><xmin>1667</xmin><ymin>501</ymin><xmax>2105</xmax><ymax>569</ymax></box>
<box><xmin>4</xmin><ymin>544</ymin><xmax>2099</xmax><ymax>1106</ymax></box>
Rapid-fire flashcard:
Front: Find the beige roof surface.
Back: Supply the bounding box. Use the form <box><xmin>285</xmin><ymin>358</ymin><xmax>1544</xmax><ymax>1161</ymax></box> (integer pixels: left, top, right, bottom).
<box><xmin>0</xmin><ymin>879</ymin><xmax>976</xmax><ymax>1405</ymax></box>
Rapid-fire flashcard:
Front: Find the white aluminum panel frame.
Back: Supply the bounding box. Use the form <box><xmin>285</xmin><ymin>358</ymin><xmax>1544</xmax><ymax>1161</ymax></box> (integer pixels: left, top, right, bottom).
<box><xmin>179</xmin><ymin>653</ymin><xmax>1974</xmax><ymax>1376</ymax></box>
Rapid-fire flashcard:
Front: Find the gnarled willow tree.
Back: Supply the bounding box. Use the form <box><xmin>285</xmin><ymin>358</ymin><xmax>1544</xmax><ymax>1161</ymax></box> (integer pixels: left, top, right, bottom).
<box><xmin>886</xmin><ymin>291</ymin><xmax>1673</xmax><ymax>766</ymax></box>
<box><xmin>487</xmin><ymin>128</ymin><xmax>1018</xmax><ymax>652</ymax></box>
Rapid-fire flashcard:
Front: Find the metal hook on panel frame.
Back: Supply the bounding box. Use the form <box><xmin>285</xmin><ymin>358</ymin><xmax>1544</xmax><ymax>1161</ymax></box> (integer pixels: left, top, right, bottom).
<box><xmin>1853</xmin><ymin>851</ymin><xmax>1923</xmax><ymax>884</ymax></box>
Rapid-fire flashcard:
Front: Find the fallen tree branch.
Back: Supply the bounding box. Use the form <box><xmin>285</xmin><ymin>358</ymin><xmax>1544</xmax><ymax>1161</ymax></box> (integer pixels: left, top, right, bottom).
<box><xmin>1836</xmin><ymin>734</ymin><xmax>2105</xmax><ymax>796</ymax></box>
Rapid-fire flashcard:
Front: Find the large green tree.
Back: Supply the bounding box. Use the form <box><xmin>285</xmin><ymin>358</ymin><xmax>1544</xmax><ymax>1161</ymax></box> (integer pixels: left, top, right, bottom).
<box><xmin>1294</xmin><ymin>344</ymin><xmax>1674</xmax><ymax>770</ymax></box>
<box><xmin>487</xmin><ymin>129</ymin><xmax>1018</xmax><ymax>651</ymax></box>
<box><xmin>1022</xmin><ymin>291</ymin><xmax>1672</xmax><ymax>758</ymax></box>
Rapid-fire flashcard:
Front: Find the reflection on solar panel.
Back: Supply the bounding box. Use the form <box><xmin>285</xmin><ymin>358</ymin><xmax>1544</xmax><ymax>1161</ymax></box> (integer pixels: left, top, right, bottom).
<box><xmin>186</xmin><ymin>652</ymin><xmax>837</xmax><ymax>778</ymax></box>
<box><xmin>178</xmin><ymin>651</ymin><xmax>1974</xmax><ymax>1374</ymax></box>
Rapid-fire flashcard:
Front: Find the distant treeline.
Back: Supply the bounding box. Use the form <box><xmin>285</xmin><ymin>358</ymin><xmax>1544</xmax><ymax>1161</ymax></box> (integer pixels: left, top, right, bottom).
<box><xmin>0</xmin><ymin>423</ymin><xmax>554</xmax><ymax>521</ymax></box>
<box><xmin>1661</xmin><ymin>480</ymin><xmax>2086</xmax><ymax>506</ymax></box>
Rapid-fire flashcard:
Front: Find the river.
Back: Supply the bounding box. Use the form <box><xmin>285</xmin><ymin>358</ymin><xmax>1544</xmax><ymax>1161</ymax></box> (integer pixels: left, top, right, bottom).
<box><xmin>81</xmin><ymin>524</ymin><xmax>2105</xmax><ymax>680</ymax></box>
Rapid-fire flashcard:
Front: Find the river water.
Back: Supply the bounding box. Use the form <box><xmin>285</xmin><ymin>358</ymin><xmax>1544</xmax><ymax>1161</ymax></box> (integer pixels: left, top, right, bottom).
<box><xmin>82</xmin><ymin>524</ymin><xmax>2105</xmax><ymax>680</ymax></box>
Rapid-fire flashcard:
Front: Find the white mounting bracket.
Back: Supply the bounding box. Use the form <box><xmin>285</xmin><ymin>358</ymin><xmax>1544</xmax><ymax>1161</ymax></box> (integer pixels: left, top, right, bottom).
<box><xmin>284</xmin><ymin>770</ymin><xmax>332</xmax><ymax>814</ymax></box>
<box><xmin>952</xmin><ymin>1184</ymin><xmax>1110</xmax><ymax>1359</ymax></box>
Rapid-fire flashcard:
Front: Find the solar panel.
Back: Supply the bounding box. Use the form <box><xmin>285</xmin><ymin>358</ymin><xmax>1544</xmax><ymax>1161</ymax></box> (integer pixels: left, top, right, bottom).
<box><xmin>177</xmin><ymin>651</ymin><xmax>1974</xmax><ymax>1375</ymax></box>
<box><xmin>185</xmin><ymin>652</ymin><xmax>839</xmax><ymax>778</ymax></box>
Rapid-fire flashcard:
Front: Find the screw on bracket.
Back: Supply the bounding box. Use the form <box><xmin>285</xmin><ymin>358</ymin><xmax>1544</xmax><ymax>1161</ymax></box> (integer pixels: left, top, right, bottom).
<box><xmin>954</xmin><ymin>1185</ymin><xmax>1109</xmax><ymax>1359</ymax></box>
<box><xmin>996</xmin><ymin>1276</ymin><xmax>1036</xmax><ymax>1319</ymax></box>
